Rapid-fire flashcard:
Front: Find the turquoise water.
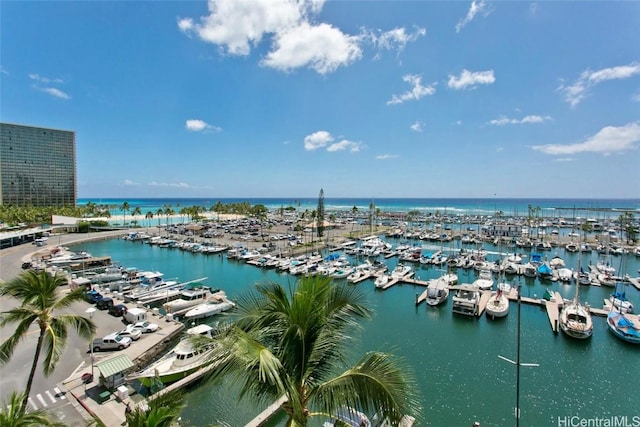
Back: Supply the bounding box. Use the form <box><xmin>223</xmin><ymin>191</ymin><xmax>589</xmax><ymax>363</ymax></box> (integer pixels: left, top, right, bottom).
<box><xmin>71</xmin><ymin>234</ymin><xmax>640</xmax><ymax>427</ymax></box>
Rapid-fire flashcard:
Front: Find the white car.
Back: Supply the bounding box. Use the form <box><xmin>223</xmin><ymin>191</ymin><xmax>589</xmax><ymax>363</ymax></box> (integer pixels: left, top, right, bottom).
<box><xmin>131</xmin><ymin>321</ymin><xmax>159</xmax><ymax>333</ymax></box>
<box><xmin>118</xmin><ymin>324</ymin><xmax>142</xmax><ymax>341</ymax></box>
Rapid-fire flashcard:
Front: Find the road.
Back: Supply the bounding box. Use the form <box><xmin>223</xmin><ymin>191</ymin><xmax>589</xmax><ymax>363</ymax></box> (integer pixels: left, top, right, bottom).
<box><xmin>0</xmin><ymin>230</ymin><xmax>128</xmax><ymax>421</ymax></box>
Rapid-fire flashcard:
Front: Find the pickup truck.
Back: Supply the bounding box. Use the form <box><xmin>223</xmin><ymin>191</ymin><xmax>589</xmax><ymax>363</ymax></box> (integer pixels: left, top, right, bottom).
<box><xmin>91</xmin><ymin>333</ymin><xmax>132</xmax><ymax>352</ymax></box>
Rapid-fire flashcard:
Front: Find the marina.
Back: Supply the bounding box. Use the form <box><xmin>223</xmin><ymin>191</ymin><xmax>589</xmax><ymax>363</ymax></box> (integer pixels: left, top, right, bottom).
<box><xmin>4</xmin><ymin>197</ymin><xmax>639</xmax><ymax>426</ymax></box>
<box><xmin>62</xmin><ymin>219</ymin><xmax>639</xmax><ymax>426</ymax></box>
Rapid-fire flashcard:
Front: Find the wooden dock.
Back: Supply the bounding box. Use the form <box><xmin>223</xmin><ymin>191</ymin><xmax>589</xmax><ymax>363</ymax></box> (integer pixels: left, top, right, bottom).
<box><xmin>245</xmin><ymin>395</ymin><xmax>287</xmax><ymax>427</ymax></box>
<box><xmin>381</xmin><ymin>272</ymin><xmax>414</xmax><ymax>290</ymax></box>
<box><xmin>628</xmin><ymin>277</ymin><xmax>640</xmax><ymax>291</ymax></box>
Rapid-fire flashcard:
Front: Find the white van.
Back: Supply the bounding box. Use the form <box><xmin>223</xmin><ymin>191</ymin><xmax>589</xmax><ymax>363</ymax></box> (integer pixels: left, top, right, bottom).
<box><xmin>123</xmin><ymin>307</ymin><xmax>147</xmax><ymax>324</ymax></box>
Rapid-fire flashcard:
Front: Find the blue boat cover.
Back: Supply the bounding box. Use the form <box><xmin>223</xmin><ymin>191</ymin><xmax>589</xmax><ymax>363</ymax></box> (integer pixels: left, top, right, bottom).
<box><xmin>611</xmin><ymin>291</ymin><xmax>627</xmax><ymax>300</ymax></box>
<box><xmin>538</xmin><ymin>264</ymin><xmax>552</xmax><ymax>275</ymax></box>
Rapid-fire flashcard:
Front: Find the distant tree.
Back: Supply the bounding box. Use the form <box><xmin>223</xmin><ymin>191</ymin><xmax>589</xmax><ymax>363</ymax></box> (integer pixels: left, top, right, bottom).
<box><xmin>145</xmin><ymin>211</ymin><xmax>154</xmax><ymax>228</ymax></box>
<box><xmin>120</xmin><ymin>201</ymin><xmax>130</xmax><ymax>227</ymax></box>
<box><xmin>317</xmin><ymin>189</ymin><xmax>325</xmax><ymax>239</ymax></box>
<box><xmin>617</xmin><ymin>212</ymin><xmax>637</xmax><ymax>243</ymax></box>
<box><xmin>580</xmin><ymin>221</ymin><xmax>593</xmax><ymax>241</ymax></box>
<box><xmin>156</xmin><ymin>208</ymin><xmax>163</xmax><ymax>226</ymax></box>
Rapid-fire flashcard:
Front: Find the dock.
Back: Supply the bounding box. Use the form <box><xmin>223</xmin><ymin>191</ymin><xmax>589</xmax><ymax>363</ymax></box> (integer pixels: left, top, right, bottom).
<box><xmin>381</xmin><ymin>272</ymin><xmax>414</xmax><ymax>290</ymax></box>
<box><xmin>245</xmin><ymin>395</ymin><xmax>287</xmax><ymax>427</ymax></box>
<box><xmin>476</xmin><ymin>291</ymin><xmax>492</xmax><ymax>317</ymax></box>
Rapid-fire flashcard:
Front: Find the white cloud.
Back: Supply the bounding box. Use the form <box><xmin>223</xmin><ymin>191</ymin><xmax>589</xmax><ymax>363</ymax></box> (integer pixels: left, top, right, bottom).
<box><xmin>532</xmin><ymin>122</ymin><xmax>640</xmax><ymax>156</ymax></box>
<box><xmin>29</xmin><ymin>73</ymin><xmax>63</xmax><ymax>84</ymax></box>
<box><xmin>0</xmin><ymin>66</ymin><xmax>9</xmax><ymax>75</ymax></box>
<box><xmin>559</xmin><ymin>62</ymin><xmax>640</xmax><ymax>106</ymax></box>
<box><xmin>123</xmin><ymin>179</ymin><xmax>140</xmax><ymax>186</ymax></box>
<box><xmin>179</xmin><ymin>0</ymin><xmax>422</xmax><ymax>75</ymax></box>
<box><xmin>553</xmin><ymin>158</ymin><xmax>575</xmax><ymax>162</ymax></box>
<box><xmin>448</xmin><ymin>69</ymin><xmax>495</xmax><ymax>90</ymax></box>
<box><xmin>327</xmin><ymin>139</ymin><xmax>362</xmax><ymax>152</ymax></box>
<box><xmin>376</xmin><ymin>154</ymin><xmax>399</xmax><ymax>160</ymax></box>
<box><xmin>387</xmin><ymin>74</ymin><xmax>436</xmax><ymax>105</ymax></box>
<box><xmin>489</xmin><ymin>114</ymin><xmax>551</xmax><ymax>126</ymax></box>
<box><xmin>149</xmin><ymin>181</ymin><xmax>191</xmax><ymax>188</ymax></box>
<box><xmin>185</xmin><ymin>119</ymin><xmax>220</xmax><ymax>132</ymax></box>
<box><xmin>37</xmin><ymin>87</ymin><xmax>71</xmax><ymax>100</ymax></box>
<box><xmin>456</xmin><ymin>0</ymin><xmax>490</xmax><ymax>33</ymax></box>
<box><xmin>261</xmin><ymin>22</ymin><xmax>362</xmax><ymax>75</ymax></box>
<box><xmin>410</xmin><ymin>121</ymin><xmax>424</xmax><ymax>132</ymax></box>
<box><xmin>304</xmin><ymin>130</ymin><xmax>333</xmax><ymax>151</ymax></box>
<box><xmin>632</xmin><ymin>91</ymin><xmax>640</xmax><ymax>102</ymax></box>
<box><xmin>368</xmin><ymin>27</ymin><xmax>426</xmax><ymax>52</ymax></box>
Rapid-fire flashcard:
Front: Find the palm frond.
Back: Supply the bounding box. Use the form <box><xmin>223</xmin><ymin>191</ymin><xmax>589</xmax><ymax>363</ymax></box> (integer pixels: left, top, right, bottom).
<box><xmin>312</xmin><ymin>352</ymin><xmax>421</xmax><ymax>425</ymax></box>
<box><xmin>0</xmin><ymin>315</ymin><xmax>37</xmax><ymax>365</ymax></box>
<box><xmin>0</xmin><ymin>391</ymin><xmax>66</xmax><ymax>427</ymax></box>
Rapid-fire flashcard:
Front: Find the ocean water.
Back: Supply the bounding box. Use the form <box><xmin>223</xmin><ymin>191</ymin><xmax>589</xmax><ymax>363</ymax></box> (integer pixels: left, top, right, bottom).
<box><xmin>71</xmin><ymin>198</ymin><xmax>640</xmax><ymax>426</ymax></box>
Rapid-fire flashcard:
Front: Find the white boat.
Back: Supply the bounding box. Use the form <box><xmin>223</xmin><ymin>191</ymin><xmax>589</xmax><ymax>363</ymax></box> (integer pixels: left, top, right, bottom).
<box><xmin>485</xmin><ymin>289</ymin><xmax>509</xmax><ymax>319</ymax></box>
<box><xmin>163</xmin><ymin>286</ymin><xmax>217</xmax><ymax>313</ymax></box>
<box><xmin>472</xmin><ymin>269</ymin><xmax>494</xmax><ymax>291</ymax></box>
<box><xmin>451</xmin><ymin>285</ymin><xmax>480</xmax><ymax>317</ymax></box>
<box><xmin>425</xmin><ymin>278</ymin><xmax>449</xmax><ymax>306</ymax></box>
<box><xmin>374</xmin><ymin>273</ymin><xmax>391</xmax><ymax>289</ymax></box>
<box><xmin>323</xmin><ymin>407</ymin><xmax>371</xmax><ymax>427</ymax></box>
<box><xmin>606</xmin><ymin>310</ymin><xmax>640</xmax><ymax>344</ymax></box>
<box><xmin>559</xmin><ymin>268</ymin><xmax>593</xmax><ymax>340</ymax></box>
<box><xmin>330</xmin><ymin>267</ymin><xmax>354</xmax><ymax>279</ymax></box>
<box><xmin>184</xmin><ymin>300</ymin><xmax>235</xmax><ymax>320</ymax></box>
<box><xmin>130</xmin><ymin>324</ymin><xmax>216</xmax><ymax>386</ymax></box>
<box><xmin>390</xmin><ymin>263</ymin><xmax>412</xmax><ymax>279</ymax></box>
<box><xmin>557</xmin><ymin>268</ymin><xmax>573</xmax><ymax>283</ymax></box>
<box><xmin>549</xmin><ymin>255</ymin><xmax>565</xmax><ymax>268</ymax></box>
<box><xmin>609</xmin><ymin>291</ymin><xmax>634</xmax><ymax>313</ymax></box>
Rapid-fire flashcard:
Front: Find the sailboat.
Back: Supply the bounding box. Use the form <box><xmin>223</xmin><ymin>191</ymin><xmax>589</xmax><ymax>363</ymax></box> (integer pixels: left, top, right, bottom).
<box><xmin>486</xmin><ymin>241</ymin><xmax>510</xmax><ymax>319</ymax></box>
<box><xmin>559</xmin><ymin>256</ymin><xmax>593</xmax><ymax>340</ymax></box>
<box><xmin>606</xmin><ymin>311</ymin><xmax>640</xmax><ymax>344</ymax></box>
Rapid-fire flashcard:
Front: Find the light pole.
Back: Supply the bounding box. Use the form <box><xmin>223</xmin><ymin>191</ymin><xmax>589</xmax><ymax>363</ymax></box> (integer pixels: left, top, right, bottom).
<box><xmin>498</xmin><ymin>285</ymin><xmax>538</xmax><ymax>427</ymax></box>
<box><xmin>85</xmin><ymin>307</ymin><xmax>96</xmax><ymax>378</ymax></box>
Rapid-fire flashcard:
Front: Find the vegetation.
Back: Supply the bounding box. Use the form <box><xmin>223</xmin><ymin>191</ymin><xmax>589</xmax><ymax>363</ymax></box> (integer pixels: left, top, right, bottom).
<box><xmin>0</xmin><ymin>270</ymin><xmax>96</xmax><ymax>412</ymax></box>
<box><xmin>0</xmin><ymin>391</ymin><xmax>65</xmax><ymax>427</ymax></box>
<box><xmin>617</xmin><ymin>212</ymin><xmax>638</xmax><ymax>243</ymax></box>
<box><xmin>125</xmin><ymin>389</ymin><xmax>185</xmax><ymax>427</ymax></box>
<box><xmin>198</xmin><ymin>275</ymin><xmax>419</xmax><ymax>426</ymax></box>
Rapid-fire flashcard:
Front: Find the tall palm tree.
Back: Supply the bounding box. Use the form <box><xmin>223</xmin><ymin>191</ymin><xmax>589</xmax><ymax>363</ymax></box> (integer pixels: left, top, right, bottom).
<box><xmin>199</xmin><ymin>275</ymin><xmax>419</xmax><ymax>426</ymax></box>
<box><xmin>0</xmin><ymin>392</ymin><xmax>65</xmax><ymax>427</ymax></box>
<box><xmin>121</xmin><ymin>201</ymin><xmax>130</xmax><ymax>227</ymax></box>
<box><xmin>132</xmin><ymin>206</ymin><xmax>142</xmax><ymax>226</ymax></box>
<box><xmin>0</xmin><ymin>270</ymin><xmax>96</xmax><ymax>412</ymax></box>
<box><xmin>125</xmin><ymin>389</ymin><xmax>185</xmax><ymax>427</ymax></box>
<box><xmin>145</xmin><ymin>211</ymin><xmax>154</xmax><ymax>229</ymax></box>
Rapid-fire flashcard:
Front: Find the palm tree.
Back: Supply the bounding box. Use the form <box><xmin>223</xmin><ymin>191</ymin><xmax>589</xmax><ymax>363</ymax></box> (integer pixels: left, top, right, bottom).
<box><xmin>132</xmin><ymin>206</ymin><xmax>142</xmax><ymax>227</ymax></box>
<box><xmin>120</xmin><ymin>201</ymin><xmax>130</xmax><ymax>227</ymax></box>
<box><xmin>125</xmin><ymin>389</ymin><xmax>185</xmax><ymax>427</ymax></box>
<box><xmin>199</xmin><ymin>275</ymin><xmax>419</xmax><ymax>426</ymax></box>
<box><xmin>0</xmin><ymin>391</ymin><xmax>65</xmax><ymax>427</ymax></box>
<box><xmin>0</xmin><ymin>270</ymin><xmax>96</xmax><ymax>412</ymax></box>
<box><xmin>145</xmin><ymin>211</ymin><xmax>154</xmax><ymax>229</ymax></box>
<box><xmin>156</xmin><ymin>208</ymin><xmax>164</xmax><ymax>227</ymax></box>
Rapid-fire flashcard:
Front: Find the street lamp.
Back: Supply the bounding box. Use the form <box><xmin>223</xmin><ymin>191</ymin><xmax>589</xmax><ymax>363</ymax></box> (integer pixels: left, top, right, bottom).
<box><xmin>498</xmin><ymin>285</ymin><xmax>538</xmax><ymax>427</ymax></box>
<box><xmin>85</xmin><ymin>307</ymin><xmax>96</xmax><ymax>378</ymax></box>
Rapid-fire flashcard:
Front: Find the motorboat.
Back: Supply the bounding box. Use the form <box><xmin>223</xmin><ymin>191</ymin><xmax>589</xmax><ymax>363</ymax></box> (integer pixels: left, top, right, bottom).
<box><xmin>606</xmin><ymin>311</ymin><xmax>640</xmax><ymax>344</ymax></box>
<box><xmin>537</xmin><ymin>263</ymin><xmax>554</xmax><ymax>281</ymax></box>
<box><xmin>390</xmin><ymin>263</ymin><xmax>412</xmax><ymax>279</ymax></box>
<box><xmin>425</xmin><ymin>278</ymin><xmax>449</xmax><ymax>306</ymax></box>
<box><xmin>451</xmin><ymin>285</ymin><xmax>480</xmax><ymax>317</ymax></box>
<box><xmin>374</xmin><ymin>273</ymin><xmax>391</xmax><ymax>289</ymax></box>
<box><xmin>472</xmin><ymin>269</ymin><xmax>493</xmax><ymax>291</ymax></box>
<box><xmin>323</xmin><ymin>406</ymin><xmax>371</xmax><ymax>427</ymax></box>
<box><xmin>130</xmin><ymin>324</ymin><xmax>216</xmax><ymax>386</ymax></box>
<box><xmin>557</xmin><ymin>268</ymin><xmax>573</xmax><ymax>283</ymax></box>
<box><xmin>184</xmin><ymin>300</ymin><xmax>235</xmax><ymax>320</ymax></box>
<box><xmin>609</xmin><ymin>291</ymin><xmax>634</xmax><ymax>313</ymax></box>
<box><xmin>163</xmin><ymin>286</ymin><xmax>218</xmax><ymax>314</ymax></box>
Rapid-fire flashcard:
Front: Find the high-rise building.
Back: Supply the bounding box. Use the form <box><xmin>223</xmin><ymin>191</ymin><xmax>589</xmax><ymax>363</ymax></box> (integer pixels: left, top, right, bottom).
<box><xmin>0</xmin><ymin>122</ymin><xmax>77</xmax><ymax>207</ymax></box>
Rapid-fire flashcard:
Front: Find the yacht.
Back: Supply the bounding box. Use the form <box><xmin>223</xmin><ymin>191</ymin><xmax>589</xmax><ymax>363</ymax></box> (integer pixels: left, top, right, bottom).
<box><xmin>425</xmin><ymin>278</ymin><xmax>449</xmax><ymax>306</ymax></box>
<box><xmin>559</xmin><ymin>277</ymin><xmax>593</xmax><ymax>340</ymax></box>
<box><xmin>184</xmin><ymin>300</ymin><xmax>235</xmax><ymax>320</ymax></box>
<box><xmin>390</xmin><ymin>263</ymin><xmax>412</xmax><ymax>279</ymax></box>
<box><xmin>130</xmin><ymin>324</ymin><xmax>216</xmax><ymax>386</ymax></box>
<box><xmin>451</xmin><ymin>285</ymin><xmax>481</xmax><ymax>317</ymax></box>
<box><xmin>485</xmin><ymin>289</ymin><xmax>509</xmax><ymax>319</ymax></box>
<box><xmin>606</xmin><ymin>310</ymin><xmax>640</xmax><ymax>344</ymax></box>
<box><xmin>163</xmin><ymin>286</ymin><xmax>218</xmax><ymax>314</ymax></box>
<box><xmin>472</xmin><ymin>269</ymin><xmax>493</xmax><ymax>291</ymax></box>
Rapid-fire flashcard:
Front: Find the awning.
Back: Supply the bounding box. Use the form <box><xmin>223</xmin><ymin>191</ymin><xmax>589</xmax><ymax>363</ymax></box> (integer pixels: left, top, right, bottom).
<box><xmin>95</xmin><ymin>354</ymin><xmax>134</xmax><ymax>378</ymax></box>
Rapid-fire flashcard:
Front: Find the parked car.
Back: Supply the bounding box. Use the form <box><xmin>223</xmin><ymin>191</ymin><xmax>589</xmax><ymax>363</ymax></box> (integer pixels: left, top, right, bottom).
<box><xmin>91</xmin><ymin>333</ymin><xmax>132</xmax><ymax>352</ymax></box>
<box><xmin>85</xmin><ymin>290</ymin><xmax>103</xmax><ymax>304</ymax></box>
<box><xmin>130</xmin><ymin>321</ymin><xmax>159</xmax><ymax>333</ymax></box>
<box><xmin>96</xmin><ymin>297</ymin><xmax>113</xmax><ymax>310</ymax></box>
<box><xmin>118</xmin><ymin>325</ymin><xmax>142</xmax><ymax>341</ymax></box>
<box><xmin>108</xmin><ymin>304</ymin><xmax>128</xmax><ymax>317</ymax></box>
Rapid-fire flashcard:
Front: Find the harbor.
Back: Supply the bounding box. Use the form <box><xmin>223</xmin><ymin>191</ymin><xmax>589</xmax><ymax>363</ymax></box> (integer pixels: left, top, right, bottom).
<box><xmin>2</xmin><ymin>200</ymin><xmax>639</xmax><ymax>427</ymax></box>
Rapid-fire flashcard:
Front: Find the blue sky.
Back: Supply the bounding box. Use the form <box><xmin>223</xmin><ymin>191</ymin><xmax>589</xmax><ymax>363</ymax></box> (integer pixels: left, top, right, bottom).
<box><xmin>2</xmin><ymin>1</ymin><xmax>639</xmax><ymax>199</ymax></box>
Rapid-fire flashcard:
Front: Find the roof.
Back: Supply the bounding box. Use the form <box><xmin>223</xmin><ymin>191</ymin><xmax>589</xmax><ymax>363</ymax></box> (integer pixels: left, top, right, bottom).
<box><xmin>95</xmin><ymin>354</ymin><xmax>134</xmax><ymax>378</ymax></box>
